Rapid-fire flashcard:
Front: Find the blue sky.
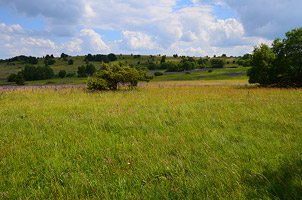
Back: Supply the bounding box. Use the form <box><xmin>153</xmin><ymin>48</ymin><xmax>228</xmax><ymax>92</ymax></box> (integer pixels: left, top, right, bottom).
<box><xmin>0</xmin><ymin>0</ymin><xmax>301</xmax><ymax>59</ymax></box>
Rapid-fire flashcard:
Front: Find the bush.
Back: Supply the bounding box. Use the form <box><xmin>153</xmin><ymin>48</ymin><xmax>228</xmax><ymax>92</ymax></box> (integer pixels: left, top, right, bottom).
<box><xmin>68</xmin><ymin>59</ymin><xmax>74</xmax><ymax>65</ymax></box>
<box><xmin>186</xmin><ymin>72</ymin><xmax>191</xmax><ymax>74</ymax></box>
<box><xmin>7</xmin><ymin>73</ymin><xmax>17</xmax><ymax>82</ymax></box>
<box><xmin>66</xmin><ymin>73</ymin><xmax>76</xmax><ymax>77</ymax></box>
<box><xmin>210</xmin><ymin>59</ymin><xmax>224</xmax><ymax>68</ymax></box>
<box><xmin>58</xmin><ymin>70</ymin><xmax>67</xmax><ymax>78</ymax></box>
<box><xmin>154</xmin><ymin>72</ymin><xmax>163</xmax><ymax>76</ymax></box>
<box><xmin>87</xmin><ymin>63</ymin><xmax>153</xmax><ymax>91</ymax></box>
<box><xmin>208</xmin><ymin>69</ymin><xmax>213</xmax><ymax>73</ymax></box>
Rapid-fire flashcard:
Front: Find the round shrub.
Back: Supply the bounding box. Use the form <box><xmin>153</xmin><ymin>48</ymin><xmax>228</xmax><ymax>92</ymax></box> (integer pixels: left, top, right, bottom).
<box><xmin>154</xmin><ymin>72</ymin><xmax>163</xmax><ymax>76</ymax></box>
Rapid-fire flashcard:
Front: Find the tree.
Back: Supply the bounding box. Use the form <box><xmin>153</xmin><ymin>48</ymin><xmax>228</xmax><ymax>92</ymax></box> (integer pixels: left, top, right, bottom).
<box><xmin>87</xmin><ymin>63</ymin><xmax>153</xmax><ymax>91</ymax></box>
<box><xmin>160</xmin><ymin>55</ymin><xmax>166</xmax><ymax>63</ymax></box>
<box><xmin>7</xmin><ymin>73</ymin><xmax>17</xmax><ymax>82</ymax></box>
<box><xmin>68</xmin><ymin>59</ymin><xmax>74</xmax><ymax>65</ymax></box>
<box><xmin>247</xmin><ymin>44</ymin><xmax>275</xmax><ymax>86</ymax></box>
<box><xmin>247</xmin><ymin>27</ymin><xmax>302</xmax><ymax>87</ymax></box>
<box><xmin>108</xmin><ymin>53</ymin><xmax>117</xmax><ymax>61</ymax></box>
<box><xmin>58</xmin><ymin>70</ymin><xmax>67</xmax><ymax>78</ymax></box>
<box><xmin>86</xmin><ymin>64</ymin><xmax>96</xmax><ymax>76</ymax></box>
<box><xmin>210</xmin><ymin>58</ymin><xmax>224</xmax><ymax>68</ymax></box>
<box><xmin>78</xmin><ymin>65</ymin><xmax>87</xmax><ymax>77</ymax></box>
<box><xmin>15</xmin><ymin>72</ymin><xmax>25</xmax><ymax>85</ymax></box>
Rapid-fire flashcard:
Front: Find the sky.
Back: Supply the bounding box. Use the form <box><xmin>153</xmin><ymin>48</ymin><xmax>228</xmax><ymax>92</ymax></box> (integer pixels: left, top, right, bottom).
<box><xmin>0</xmin><ymin>0</ymin><xmax>301</xmax><ymax>59</ymax></box>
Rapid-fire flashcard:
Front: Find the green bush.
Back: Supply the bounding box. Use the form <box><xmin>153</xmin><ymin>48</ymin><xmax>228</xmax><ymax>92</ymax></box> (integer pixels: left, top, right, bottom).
<box><xmin>154</xmin><ymin>72</ymin><xmax>163</xmax><ymax>76</ymax></box>
<box><xmin>87</xmin><ymin>63</ymin><xmax>153</xmax><ymax>91</ymax></box>
<box><xmin>7</xmin><ymin>73</ymin><xmax>17</xmax><ymax>82</ymax></box>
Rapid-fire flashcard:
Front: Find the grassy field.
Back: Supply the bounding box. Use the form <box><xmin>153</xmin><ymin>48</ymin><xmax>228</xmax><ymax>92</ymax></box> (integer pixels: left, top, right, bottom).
<box><xmin>1</xmin><ymin>83</ymin><xmax>301</xmax><ymax>199</ymax></box>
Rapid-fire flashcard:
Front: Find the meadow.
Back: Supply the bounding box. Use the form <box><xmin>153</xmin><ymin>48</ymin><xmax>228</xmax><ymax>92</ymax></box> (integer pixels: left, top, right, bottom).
<box><xmin>1</xmin><ymin>82</ymin><xmax>302</xmax><ymax>199</ymax></box>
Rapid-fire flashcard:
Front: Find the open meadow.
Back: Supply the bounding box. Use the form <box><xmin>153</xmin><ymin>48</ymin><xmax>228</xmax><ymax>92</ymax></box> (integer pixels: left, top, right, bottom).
<box><xmin>1</xmin><ymin>82</ymin><xmax>302</xmax><ymax>199</ymax></box>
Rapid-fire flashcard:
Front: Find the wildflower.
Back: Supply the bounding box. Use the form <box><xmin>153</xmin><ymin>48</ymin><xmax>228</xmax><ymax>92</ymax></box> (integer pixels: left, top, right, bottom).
<box><xmin>2</xmin><ymin>192</ymin><xmax>5</xmax><ymax>196</ymax></box>
<box><xmin>171</xmin><ymin>188</ymin><xmax>174</xmax><ymax>191</ymax></box>
<box><xmin>204</xmin><ymin>175</ymin><xmax>206</xmax><ymax>177</ymax></box>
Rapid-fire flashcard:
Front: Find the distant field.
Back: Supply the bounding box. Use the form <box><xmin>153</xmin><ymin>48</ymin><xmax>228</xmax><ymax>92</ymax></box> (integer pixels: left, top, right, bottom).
<box><xmin>1</xmin><ymin>83</ymin><xmax>301</xmax><ymax>199</ymax></box>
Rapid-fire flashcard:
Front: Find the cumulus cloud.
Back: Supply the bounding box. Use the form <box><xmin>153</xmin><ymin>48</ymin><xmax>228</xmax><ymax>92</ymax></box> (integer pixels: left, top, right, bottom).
<box><xmin>2</xmin><ymin>0</ymin><xmax>296</xmax><ymax>58</ymax></box>
<box><xmin>121</xmin><ymin>31</ymin><xmax>158</xmax><ymax>50</ymax></box>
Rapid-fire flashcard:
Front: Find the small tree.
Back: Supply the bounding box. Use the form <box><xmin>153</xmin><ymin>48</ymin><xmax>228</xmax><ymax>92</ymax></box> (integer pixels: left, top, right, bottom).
<box><xmin>15</xmin><ymin>72</ymin><xmax>25</xmax><ymax>85</ymax></box>
<box><xmin>58</xmin><ymin>70</ymin><xmax>67</xmax><ymax>78</ymax></box>
<box><xmin>210</xmin><ymin>59</ymin><xmax>224</xmax><ymax>68</ymax></box>
<box><xmin>78</xmin><ymin>66</ymin><xmax>87</xmax><ymax>77</ymax></box>
<box><xmin>87</xmin><ymin>63</ymin><xmax>153</xmax><ymax>91</ymax></box>
<box><xmin>7</xmin><ymin>73</ymin><xmax>17</xmax><ymax>82</ymax></box>
<box><xmin>68</xmin><ymin>59</ymin><xmax>74</xmax><ymax>65</ymax></box>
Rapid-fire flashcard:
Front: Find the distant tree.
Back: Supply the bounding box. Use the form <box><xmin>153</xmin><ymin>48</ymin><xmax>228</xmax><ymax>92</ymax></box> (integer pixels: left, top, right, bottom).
<box><xmin>221</xmin><ymin>54</ymin><xmax>227</xmax><ymax>57</ymax></box>
<box><xmin>68</xmin><ymin>59</ymin><xmax>74</xmax><ymax>65</ymax></box>
<box><xmin>210</xmin><ymin>58</ymin><xmax>224</xmax><ymax>68</ymax></box>
<box><xmin>86</xmin><ymin>64</ymin><xmax>96</xmax><ymax>76</ymax></box>
<box><xmin>108</xmin><ymin>53</ymin><xmax>117</xmax><ymax>61</ymax></box>
<box><xmin>160</xmin><ymin>55</ymin><xmax>166</xmax><ymax>64</ymax></box>
<box><xmin>173</xmin><ymin>54</ymin><xmax>178</xmax><ymax>58</ymax></box>
<box><xmin>58</xmin><ymin>70</ymin><xmax>67</xmax><ymax>78</ymax></box>
<box><xmin>61</xmin><ymin>53</ymin><xmax>69</xmax><ymax>59</ymax></box>
<box><xmin>7</xmin><ymin>73</ymin><xmax>17</xmax><ymax>82</ymax></box>
<box><xmin>15</xmin><ymin>72</ymin><xmax>25</xmax><ymax>85</ymax></box>
<box><xmin>77</xmin><ymin>65</ymin><xmax>87</xmax><ymax>77</ymax></box>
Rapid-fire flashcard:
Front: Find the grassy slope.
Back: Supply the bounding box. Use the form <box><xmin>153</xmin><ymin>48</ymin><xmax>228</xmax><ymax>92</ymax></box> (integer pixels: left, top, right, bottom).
<box><xmin>0</xmin><ymin>55</ymin><xmax>240</xmax><ymax>83</ymax></box>
<box><xmin>0</xmin><ymin>85</ymin><xmax>302</xmax><ymax>199</ymax></box>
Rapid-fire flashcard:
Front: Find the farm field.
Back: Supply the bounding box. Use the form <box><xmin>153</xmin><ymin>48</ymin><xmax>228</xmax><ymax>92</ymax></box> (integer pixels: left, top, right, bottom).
<box><xmin>1</xmin><ymin>83</ymin><xmax>301</xmax><ymax>199</ymax></box>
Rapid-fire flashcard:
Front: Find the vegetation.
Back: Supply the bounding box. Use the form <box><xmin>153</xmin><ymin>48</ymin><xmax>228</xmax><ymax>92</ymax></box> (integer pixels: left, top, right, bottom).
<box><xmin>87</xmin><ymin>63</ymin><xmax>153</xmax><ymax>91</ymax></box>
<box><xmin>0</xmin><ymin>85</ymin><xmax>301</xmax><ymax>199</ymax></box>
<box><xmin>248</xmin><ymin>27</ymin><xmax>302</xmax><ymax>87</ymax></box>
<box><xmin>77</xmin><ymin>64</ymin><xmax>96</xmax><ymax>78</ymax></box>
<box><xmin>210</xmin><ymin>58</ymin><xmax>224</xmax><ymax>68</ymax></box>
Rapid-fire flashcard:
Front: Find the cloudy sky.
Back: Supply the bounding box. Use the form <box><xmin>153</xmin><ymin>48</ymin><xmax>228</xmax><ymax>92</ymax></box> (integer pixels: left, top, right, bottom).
<box><xmin>0</xmin><ymin>0</ymin><xmax>301</xmax><ymax>59</ymax></box>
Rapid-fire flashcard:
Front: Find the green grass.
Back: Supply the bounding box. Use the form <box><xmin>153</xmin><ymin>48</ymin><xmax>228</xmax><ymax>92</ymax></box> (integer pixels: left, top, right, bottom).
<box><xmin>153</xmin><ymin>67</ymin><xmax>248</xmax><ymax>81</ymax></box>
<box><xmin>1</xmin><ymin>84</ymin><xmax>301</xmax><ymax>199</ymax></box>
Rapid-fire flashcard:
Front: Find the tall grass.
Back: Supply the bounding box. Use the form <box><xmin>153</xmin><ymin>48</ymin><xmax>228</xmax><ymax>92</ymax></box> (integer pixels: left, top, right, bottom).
<box><xmin>0</xmin><ymin>85</ymin><xmax>301</xmax><ymax>199</ymax></box>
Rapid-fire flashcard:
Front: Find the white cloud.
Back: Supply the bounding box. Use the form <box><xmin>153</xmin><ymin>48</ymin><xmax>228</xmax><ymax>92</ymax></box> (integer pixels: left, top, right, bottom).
<box><xmin>121</xmin><ymin>31</ymin><xmax>158</xmax><ymax>50</ymax></box>
<box><xmin>3</xmin><ymin>0</ymin><xmax>297</xmax><ymax>58</ymax></box>
<box><xmin>79</xmin><ymin>29</ymin><xmax>110</xmax><ymax>53</ymax></box>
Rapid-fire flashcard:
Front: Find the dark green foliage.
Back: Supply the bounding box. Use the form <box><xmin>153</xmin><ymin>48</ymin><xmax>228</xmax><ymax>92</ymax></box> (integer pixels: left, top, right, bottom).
<box><xmin>44</xmin><ymin>55</ymin><xmax>56</xmax><ymax>66</ymax></box>
<box><xmin>108</xmin><ymin>53</ymin><xmax>117</xmax><ymax>61</ymax></box>
<box><xmin>66</xmin><ymin>73</ymin><xmax>76</xmax><ymax>77</ymax></box>
<box><xmin>21</xmin><ymin>65</ymin><xmax>54</xmax><ymax>81</ymax></box>
<box><xmin>143</xmin><ymin>62</ymin><xmax>158</xmax><ymax>70</ymax></box>
<box><xmin>221</xmin><ymin>54</ymin><xmax>227</xmax><ymax>57</ymax></box>
<box><xmin>208</xmin><ymin>69</ymin><xmax>213</xmax><ymax>72</ymax></box>
<box><xmin>86</xmin><ymin>64</ymin><xmax>96</xmax><ymax>76</ymax></box>
<box><xmin>85</xmin><ymin>54</ymin><xmax>110</xmax><ymax>63</ymax></box>
<box><xmin>160</xmin><ymin>55</ymin><xmax>166</xmax><ymax>63</ymax></box>
<box><xmin>210</xmin><ymin>58</ymin><xmax>224</xmax><ymax>68</ymax></box>
<box><xmin>58</xmin><ymin>70</ymin><xmax>67</xmax><ymax>78</ymax></box>
<box><xmin>60</xmin><ymin>53</ymin><xmax>69</xmax><ymax>59</ymax></box>
<box><xmin>77</xmin><ymin>64</ymin><xmax>96</xmax><ymax>77</ymax></box>
<box><xmin>77</xmin><ymin>66</ymin><xmax>87</xmax><ymax>77</ymax></box>
<box><xmin>68</xmin><ymin>59</ymin><xmax>74</xmax><ymax>65</ymax></box>
<box><xmin>87</xmin><ymin>63</ymin><xmax>153</xmax><ymax>91</ymax></box>
<box><xmin>238</xmin><ymin>54</ymin><xmax>251</xmax><ymax>67</ymax></box>
<box><xmin>248</xmin><ymin>27</ymin><xmax>302</xmax><ymax>87</ymax></box>
<box><xmin>7</xmin><ymin>73</ymin><xmax>17</xmax><ymax>82</ymax></box>
<box><xmin>133</xmin><ymin>55</ymin><xmax>141</xmax><ymax>59</ymax></box>
<box><xmin>15</xmin><ymin>72</ymin><xmax>25</xmax><ymax>85</ymax></box>
<box><xmin>154</xmin><ymin>72</ymin><xmax>163</xmax><ymax>76</ymax></box>
<box><xmin>173</xmin><ymin>54</ymin><xmax>178</xmax><ymax>58</ymax></box>
<box><xmin>3</xmin><ymin>55</ymin><xmax>38</xmax><ymax>64</ymax></box>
